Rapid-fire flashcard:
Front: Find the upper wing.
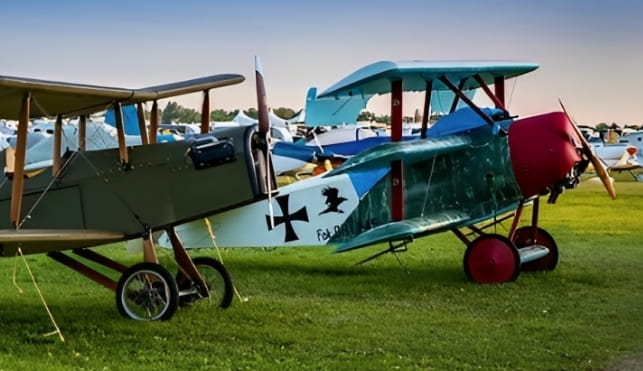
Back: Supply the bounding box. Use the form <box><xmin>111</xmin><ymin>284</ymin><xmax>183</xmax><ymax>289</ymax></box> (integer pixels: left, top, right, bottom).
<box><xmin>0</xmin><ymin>73</ymin><xmax>244</xmax><ymax>119</ymax></box>
<box><xmin>0</xmin><ymin>229</ymin><xmax>125</xmax><ymax>257</ymax></box>
<box><xmin>317</xmin><ymin>60</ymin><xmax>538</xmax><ymax>99</ymax></box>
<box><xmin>333</xmin><ymin>210</ymin><xmax>471</xmax><ymax>253</ymax></box>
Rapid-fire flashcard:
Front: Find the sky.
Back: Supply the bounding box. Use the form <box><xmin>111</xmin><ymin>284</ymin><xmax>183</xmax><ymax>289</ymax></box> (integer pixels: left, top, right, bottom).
<box><xmin>1</xmin><ymin>0</ymin><xmax>642</xmax><ymax>126</ymax></box>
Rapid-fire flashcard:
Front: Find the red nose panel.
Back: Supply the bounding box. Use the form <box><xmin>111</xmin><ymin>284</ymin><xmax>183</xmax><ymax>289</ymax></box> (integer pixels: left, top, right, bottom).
<box><xmin>508</xmin><ymin>112</ymin><xmax>581</xmax><ymax>198</ymax></box>
<box><xmin>626</xmin><ymin>146</ymin><xmax>637</xmax><ymax>157</ymax></box>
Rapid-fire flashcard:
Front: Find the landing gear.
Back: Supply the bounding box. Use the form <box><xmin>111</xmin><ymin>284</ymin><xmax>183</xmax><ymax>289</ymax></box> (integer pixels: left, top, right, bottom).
<box><xmin>48</xmin><ymin>231</ymin><xmax>235</xmax><ymax>321</ymax></box>
<box><xmin>463</xmin><ymin>234</ymin><xmax>520</xmax><ymax>283</ymax></box>
<box><xmin>176</xmin><ymin>257</ymin><xmax>234</xmax><ymax>308</ymax></box>
<box><xmin>512</xmin><ymin>226</ymin><xmax>559</xmax><ymax>272</ymax></box>
<box><xmin>116</xmin><ymin>262</ymin><xmax>179</xmax><ymax>321</ymax></box>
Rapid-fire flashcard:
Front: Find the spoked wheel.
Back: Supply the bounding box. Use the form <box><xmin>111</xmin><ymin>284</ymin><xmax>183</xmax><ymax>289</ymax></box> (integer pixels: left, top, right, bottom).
<box><xmin>176</xmin><ymin>257</ymin><xmax>234</xmax><ymax>309</ymax></box>
<box><xmin>116</xmin><ymin>262</ymin><xmax>179</xmax><ymax>321</ymax></box>
<box><xmin>464</xmin><ymin>234</ymin><xmax>520</xmax><ymax>283</ymax></box>
<box><xmin>512</xmin><ymin>226</ymin><xmax>559</xmax><ymax>272</ymax></box>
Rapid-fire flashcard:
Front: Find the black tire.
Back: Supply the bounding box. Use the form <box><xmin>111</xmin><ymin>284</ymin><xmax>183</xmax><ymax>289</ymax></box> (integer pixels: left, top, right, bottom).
<box><xmin>512</xmin><ymin>226</ymin><xmax>559</xmax><ymax>272</ymax></box>
<box><xmin>176</xmin><ymin>257</ymin><xmax>234</xmax><ymax>309</ymax></box>
<box><xmin>116</xmin><ymin>262</ymin><xmax>179</xmax><ymax>321</ymax></box>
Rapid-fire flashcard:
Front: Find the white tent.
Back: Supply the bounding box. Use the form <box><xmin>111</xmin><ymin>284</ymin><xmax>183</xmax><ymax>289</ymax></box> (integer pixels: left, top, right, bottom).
<box><xmin>286</xmin><ymin>109</ymin><xmax>305</xmax><ymax>124</ymax></box>
<box><xmin>231</xmin><ymin>109</ymin><xmax>295</xmax><ymax>128</ymax></box>
<box><xmin>232</xmin><ymin>110</ymin><xmax>257</xmax><ymax>126</ymax></box>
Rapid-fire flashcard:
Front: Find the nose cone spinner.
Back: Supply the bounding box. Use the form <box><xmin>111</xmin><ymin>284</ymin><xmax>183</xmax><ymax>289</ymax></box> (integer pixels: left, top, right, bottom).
<box><xmin>508</xmin><ymin>112</ymin><xmax>581</xmax><ymax>199</ymax></box>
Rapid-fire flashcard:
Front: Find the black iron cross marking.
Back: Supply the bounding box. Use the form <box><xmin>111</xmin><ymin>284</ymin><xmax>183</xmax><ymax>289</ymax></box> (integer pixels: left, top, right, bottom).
<box><xmin>266</xmin><ymin>195</ymin><xmax>309</xmax><ymax>242</ymax></box>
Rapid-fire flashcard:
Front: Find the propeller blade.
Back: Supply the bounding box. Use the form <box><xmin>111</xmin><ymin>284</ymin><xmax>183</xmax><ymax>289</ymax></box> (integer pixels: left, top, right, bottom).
<box><xmin>558</xmin><ymin>99</ymin><xmax>616</xmax><ymax>200</ymax></box>
<box><xmin>255</xmin><ymin>56</ymin><xmax>270</xmax><ymax>136</ymax></box>
<box><xmin>255</xmin><ymin>56</ymin><xmax>274</xmax><ymax>227</ymax></box>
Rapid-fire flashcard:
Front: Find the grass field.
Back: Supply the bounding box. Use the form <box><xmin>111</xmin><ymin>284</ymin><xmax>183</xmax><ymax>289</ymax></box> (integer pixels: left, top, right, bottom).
<box><xmin>0</xmin><ymin>179</ymin><xmax>641</xmax><ymax>370</ymax></box>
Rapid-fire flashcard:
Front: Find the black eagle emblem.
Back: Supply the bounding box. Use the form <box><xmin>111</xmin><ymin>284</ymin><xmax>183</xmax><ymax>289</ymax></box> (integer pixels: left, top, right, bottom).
<box><xmin>319</xmin><ymin>186</ymin><xmax>347</xmax><ymax>215</ymax></box>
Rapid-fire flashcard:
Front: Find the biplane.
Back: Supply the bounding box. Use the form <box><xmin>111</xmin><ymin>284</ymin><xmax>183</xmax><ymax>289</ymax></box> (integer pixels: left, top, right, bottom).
<box><xmin>161</xmin><ymin>60</ymin><xmax>615</xmax><ymax>284</ymax></box>
<box><xmin>0</xmin><ymin>60</ymin><xmax>277</xmax><ymax>320</ymax></box>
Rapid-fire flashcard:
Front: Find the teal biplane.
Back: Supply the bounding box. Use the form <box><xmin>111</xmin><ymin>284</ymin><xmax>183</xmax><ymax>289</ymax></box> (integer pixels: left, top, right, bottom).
<box><xmin>164</xmin><ymin>60</ymin><xmax>615</xmax><ymax>284</ymax></box>
<box><xmin>0</xmin><ymin>60</ymin><xmax>277</xmax><ymax>320</ymax></box>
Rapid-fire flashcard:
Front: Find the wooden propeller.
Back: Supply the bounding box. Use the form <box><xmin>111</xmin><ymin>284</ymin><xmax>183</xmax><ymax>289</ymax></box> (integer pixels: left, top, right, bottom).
<box><xmin>559</xmin><ymin>99</ymin><xmax>616</xmax><ymax>200</ymax></box>
<box><xmin>255</xmin><ymin>57</ymin><xmax>275</xmax><ymax>226</ymax></box>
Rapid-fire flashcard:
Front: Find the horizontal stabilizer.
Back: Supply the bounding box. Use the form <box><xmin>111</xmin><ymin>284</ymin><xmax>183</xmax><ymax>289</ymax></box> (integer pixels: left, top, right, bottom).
<box><xmin>326</xmin><ymin>136</ymin><xmax>471</xmax><ymax>177</ymax></box>
<box><xmin>334</xmin><ymin>211</ymin><xmax>470</xmax><ymax>253</ymax></box>
<box><xmin>0</xmin><ymin>229</ymin><xmax>125</xmax><ymax>257</ymax></box>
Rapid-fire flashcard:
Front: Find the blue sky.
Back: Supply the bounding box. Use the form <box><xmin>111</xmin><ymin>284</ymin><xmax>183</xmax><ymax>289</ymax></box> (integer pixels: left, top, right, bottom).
<box><xmin>1</xmin><ymin>0</ymin><xmax>642</xmax><ymax>125</ymax></box>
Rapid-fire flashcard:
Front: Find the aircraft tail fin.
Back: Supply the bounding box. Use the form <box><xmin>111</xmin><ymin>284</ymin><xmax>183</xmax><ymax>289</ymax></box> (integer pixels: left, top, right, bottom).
<box><xmin>304</xmin><ymin>87</ymin><xmax>371</xmax><ymax>127</ymax></box>
<box><xmin>105</xmin><ymin>104</ymin><xmax>140</xmax><ymax>135</ymax></box>
<box><xmin>611</xmin><ymin>145</ymin><xmax>642</xmax><ymax>171</ymax></box>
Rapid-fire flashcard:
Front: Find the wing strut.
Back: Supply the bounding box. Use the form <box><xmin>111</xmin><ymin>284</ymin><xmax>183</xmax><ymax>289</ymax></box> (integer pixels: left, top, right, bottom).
<box><xmin>78</xmin><ymin>115</ymin><xmax>87</xmax><ymax>151</ymax></box>
<box><xmin>449</xmin><ymin>78</ymin><xmax>468</xmax><ymax>113</ymax></box>
<box><xmin>136</xmin><ymin>103</ymin><xmax>149</xmax><ymax>145</ymax></box>
<box><xmin>439</xmin><ymin>76</ymin><xmax>505</xmax><ymax>135</ymax></box>
<box><xmin>10</xmin><ymin>93</ymin><xmax>30</xmax><ymax>228</ymax></box>
<box><xmin>391</xmin><ymin>79</ymin><xmax>404</xmax><ymax>221</ymax></box>
<box><xmin>113</xmin><ymin>102</ymin><xmax>129</xmax><ymax>167</ymax></box>
<box><xmin>494</xmin><ymin>76</ymin><xmax>505</xmax><ymax>107</ymax></box>
<box><xmin>201</xmin><ymin>90</ymin><xmax>210</xmax><ymax>134</ymax></box>
<box><xmin>52</xmin><ymin>115</ymin><xmax>63</xmax><ymax>176</ymax></box>
<box><xmin>420</xmin><ymin>80</ymin><xmax>432</xmax><ymax>139</ymax></box>
<box><xmin>149</xmin><ymin>100</ymin><xmax>159</xmax><ymax>143</ymax></box>
<box><xmin>473</xmin><ymin>74</ymin><xmax>506</xmax><ymax>111</ymax></box>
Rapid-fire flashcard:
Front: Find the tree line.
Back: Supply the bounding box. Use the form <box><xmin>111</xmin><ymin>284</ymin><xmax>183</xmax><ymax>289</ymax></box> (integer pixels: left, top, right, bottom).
<box><xmin>158</xmin><ymin>101</ymin><xmax>640</xmax><ymax>129</ymax></box>
<box><xmin>160</xmin><ymin>101</ymin><xmax>297</xmax><ymax>123</ymax></box>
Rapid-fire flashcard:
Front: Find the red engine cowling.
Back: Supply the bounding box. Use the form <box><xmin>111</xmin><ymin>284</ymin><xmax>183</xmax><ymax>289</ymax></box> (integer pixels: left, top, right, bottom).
<box><xmin>508</xmin><ymin>112</ymin><xmax>582</xmax><ymax>198</ymax></box>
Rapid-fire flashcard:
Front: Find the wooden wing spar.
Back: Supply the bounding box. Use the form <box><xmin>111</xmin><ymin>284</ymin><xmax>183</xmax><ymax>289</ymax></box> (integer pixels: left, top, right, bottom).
<box><xmin>0</xmin><ymin>73</ymin><xmax>244</xmax><ymax>119</ymax></box>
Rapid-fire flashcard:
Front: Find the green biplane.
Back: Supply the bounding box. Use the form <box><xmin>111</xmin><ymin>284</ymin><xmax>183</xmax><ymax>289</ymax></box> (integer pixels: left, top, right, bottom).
<box><xmin>164</xmin><ymin>61</ymin><xmax>615</xmax><ymax>285</ymax></box>
<box><xmin>0</xmin><ymin>61</ymin><xmax>276</xmax><ymax>320</ymax></box>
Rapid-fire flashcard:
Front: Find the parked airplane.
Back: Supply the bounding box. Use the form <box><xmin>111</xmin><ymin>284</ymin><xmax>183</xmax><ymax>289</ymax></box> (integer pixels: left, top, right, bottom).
<box><xmin>0</xmin><ymin>60</ymin><xmax>274</xmax><ymax>321</ymax></box>
<box><xmin>160</xmin><ymin>60</ymin><xmax>614</xmax><ymax>284</ymax></box>
<box><xmin>587</xmin><ymin>137</ymin><xmax>642</xmax><ymax>180</ymax></box>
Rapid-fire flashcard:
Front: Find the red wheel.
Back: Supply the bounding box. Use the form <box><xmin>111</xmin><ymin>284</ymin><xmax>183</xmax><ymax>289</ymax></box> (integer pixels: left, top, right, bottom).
<box><xmin>512</xmin><ymin>227</ymin><xmax>559</xmax><ymax>272</ymax></box>
<box><xmin>464</xmin><ymin>234</ymin><xmax>520</xmax><ymax>283</ymax></box>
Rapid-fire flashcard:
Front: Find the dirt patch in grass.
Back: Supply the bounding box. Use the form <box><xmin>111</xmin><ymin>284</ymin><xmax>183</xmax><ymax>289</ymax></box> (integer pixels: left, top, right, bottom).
<box><xmin>603</xmin><ymin>352</ymin><xmax>643</xmax><ymax>371</ymax></box>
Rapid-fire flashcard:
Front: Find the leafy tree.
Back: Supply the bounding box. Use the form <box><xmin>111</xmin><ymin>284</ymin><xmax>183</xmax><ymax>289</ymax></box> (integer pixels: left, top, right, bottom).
<box><xmin>357</xmin><ymin>110</ymin><xmax>376</xmax><ymax>122</ymax></box>
<box><xmin>595</xmin><ymin>122</ymin><xmax>608</xmax><ymax>131</ymax></box>
<box><xmin>161</xmin><ymin>101</ymin><xmax>200</xmax><ymax>123</ymax></box>
<box><xmin>272</xmin><ymin>107</ymin><xmax>296</xmax><ymax>120</ymax></box>
<box><xmin>211</xmin><ymin>109</ymin><xmax>238</xmax><ymax>122</ymax></box>
<box><xmin>245</xmin><ymin>108</ymin><xmax>259</xmax><ymax>119</ymax></box>
<box><xmin>375</xmin><ymin>114</ymin><xmax>390</xmax><ymax>124</ymax></box>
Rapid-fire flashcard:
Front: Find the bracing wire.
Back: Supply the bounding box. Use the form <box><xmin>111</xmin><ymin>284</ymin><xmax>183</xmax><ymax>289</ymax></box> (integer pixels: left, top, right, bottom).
<box><xmin>203</xmin><ymin>218</ymin><xmax>247</xmax><ymax>302</ymax></box>
<box><xmin>17</xmin><ymin>248</ymin><xmax>65</xmax><ymax>342</ymax></box>
<box><xmin>17</xmin><ymin>151</ymin><xmax>79</xmax><ymax>229</ymax></box>
<box><xmin>420</xmin><ymin>156</ymin><xmax>439</xmax><ymax>217</ymax></box>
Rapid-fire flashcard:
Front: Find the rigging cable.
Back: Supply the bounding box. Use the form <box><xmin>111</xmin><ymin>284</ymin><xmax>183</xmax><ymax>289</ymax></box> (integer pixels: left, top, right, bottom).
<box><xmin>420</xmin><ymin>155</ymin><xmax>438</xmax><ymax>217</ymax></box>
<box><xmin>16</xmin><ymin>247</ymin><xmax>65</xmax><ymax>342</ymax></box>
<box><xmin>203</xmin><ymin>217</ymin><xmax>247</xmax><ymax>303</ymax></box>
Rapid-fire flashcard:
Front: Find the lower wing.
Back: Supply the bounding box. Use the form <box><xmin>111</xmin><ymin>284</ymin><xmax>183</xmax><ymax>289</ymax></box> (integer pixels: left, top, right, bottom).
<box><xmin>333</xmin><ymin>210</ymin><xmax>470</xmax><ymax>253</ymax></box>
<box><xmin>0</xmin><ymin>229</ymin><xmax>125</xmax><ymax>257</ymax></box>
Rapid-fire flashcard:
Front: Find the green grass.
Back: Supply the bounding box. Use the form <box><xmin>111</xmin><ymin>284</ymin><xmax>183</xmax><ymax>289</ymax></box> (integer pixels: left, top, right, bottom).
<box><xmin>0</xmin><ymin>180</ymin><xmax>641</xmax><ymax>370</ymax></box>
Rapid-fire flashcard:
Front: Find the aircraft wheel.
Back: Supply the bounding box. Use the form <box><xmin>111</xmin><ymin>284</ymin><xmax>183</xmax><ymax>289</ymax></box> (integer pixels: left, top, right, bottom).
<box><xmin>116</xmin><ymin>262</ymin><xmax>179</xmax><ymax>321</ymax></box>
<box><xmin>176</xmin><ymin>257</ymin><xmax>234</xmax><ymax>308</ymax></box>
<box><xmin>464</xmin><ymin>234</ymin><xmax>520</xmax><ymax>283</ymax></box>
<box><xmin>512</xmin><ymin>227</ymin><xmax>559</xmax><ymax>272</ymax></box>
